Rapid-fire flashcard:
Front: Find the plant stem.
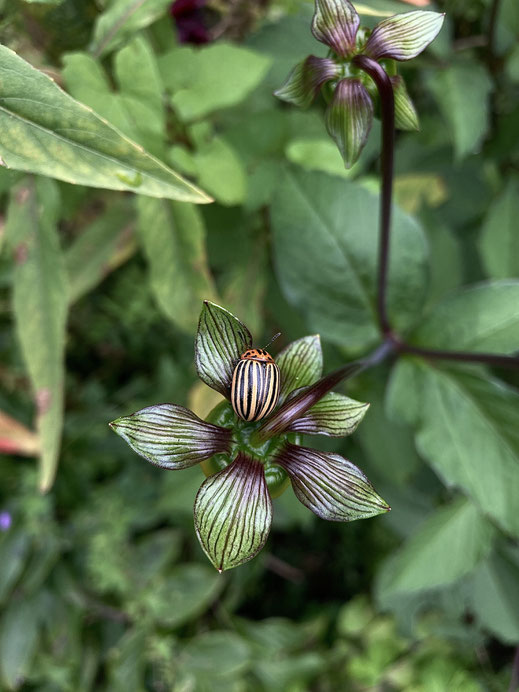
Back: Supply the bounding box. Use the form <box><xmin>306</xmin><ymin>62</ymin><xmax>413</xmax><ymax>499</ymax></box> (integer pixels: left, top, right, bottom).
<box><xmin>353</xmin><ymin>55</ymin><xmax>394</xmax><ymax>337</ymax></box>
<box><xmin>391</xmin><ymin>336</ymin><xmax>519</xmax><ymax>369</ymax></box>
<box><xmin>487</xmin><ymin>0</ymin><xmax>501</xmax><ymax>62</ymax></box>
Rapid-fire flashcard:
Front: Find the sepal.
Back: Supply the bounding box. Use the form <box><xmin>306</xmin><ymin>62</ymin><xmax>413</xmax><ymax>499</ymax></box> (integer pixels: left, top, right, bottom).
<box><xmin>311</xmin><ymin>0</ymin><xmax>360</xmax><ymax>58</ymax></box>
<box><xmin>287</xmin><ymin>392</ymin><xmax>369</xmax><ymax>437</ymax></box>
<box><xmin>195</xmin><ymin>301</ymin><xmax>252</xmax><ymax>398</ymax></box>
<box><xmin>276</xmin><ymin>335</ymin><xmax>323</xmax><ymax>404</ymax></box>
<box><xmin>274</xmin><ymin>56</ymin><xmax>340</xmax><ymax>109</ymax></box>
<box><xmin>274</xmin><ymin>443</ymin><xmax>390</xmax><ymax>521</ymax></box>
<box><xmin>194</xmin><ymin>453</ymin><xmax>272</xmax><ymax>572</ymax></box>
<box><xmin>365</xmin><ymin>11</ymin><xmax>445</xmax><ymax>61</ymax></box>
<box><xmin>325</xmin><ymin>78</ymin><xmax>373</xmax><ymax>168</ymax></box>
<box><xmin>110</xmin><ymin>404</ymin><xmax>232</xmax><ymax>470</ymax></box>
<box><xmin>392</xmin><ymin>76</ymin><xmax>419</xmax><ymax>131</ymax></box>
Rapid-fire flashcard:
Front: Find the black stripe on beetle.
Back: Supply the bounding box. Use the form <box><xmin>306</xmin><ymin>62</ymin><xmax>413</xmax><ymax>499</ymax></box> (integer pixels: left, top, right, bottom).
<box><xmin>231</xmin><ymin>349</ymin><xmax>280</xmax><ymax>421</ymax></box>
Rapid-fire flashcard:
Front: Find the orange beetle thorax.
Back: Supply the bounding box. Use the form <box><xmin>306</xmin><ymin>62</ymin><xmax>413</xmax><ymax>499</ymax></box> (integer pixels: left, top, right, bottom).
<box><xmin>241</xmin><ymin>348</ymin><xmax>275</xmax><ymax>363</ymax></box>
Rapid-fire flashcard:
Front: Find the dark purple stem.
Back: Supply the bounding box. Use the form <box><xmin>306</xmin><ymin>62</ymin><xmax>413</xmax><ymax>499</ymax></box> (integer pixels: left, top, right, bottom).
<box><xmin>353</xmin><ymin>55</ymin><xmax>394</xmax><ymax>337</ymax></box>
<box><xmin>391</xmin><ymin>336</ymin><xmax>519</xmax><ymax>369</ymax></box>
<box><xmin>509</xmin><ymin>645</ymin><xmax>519</xmax><ymax>692</ymax></box>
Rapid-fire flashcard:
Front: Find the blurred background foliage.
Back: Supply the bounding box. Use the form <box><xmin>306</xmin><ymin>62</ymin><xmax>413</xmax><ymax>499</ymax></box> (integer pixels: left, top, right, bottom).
<box><xmin>0</xmin><ymin>0</ymin><xmax>518</xmax><ymax>689</ymax></box>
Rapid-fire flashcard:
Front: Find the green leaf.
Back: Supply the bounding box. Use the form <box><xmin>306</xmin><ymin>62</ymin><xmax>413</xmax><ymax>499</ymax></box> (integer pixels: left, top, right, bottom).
<box><xmin>480</xmin><ymin>179</ymin><xmax>519</xmax><ymax>278</ymax></box>
<box><xmin>410</xmin><ymin>281</ymin><xmax>519</xmax><ymax>354</ymax></box>
<box><xmin>275</xmin><ymin>443</ymin><xmax>390</xmax><ymax>521</ymax></box>
<box><xmin>193</xmin><ymin>137</ymin><xmax>247</xmax><ymax>207</ymax></box>
<box><xmin>110</xmin><ymin>404</ymin><xmax>232</xmax><ymax>470</ymax></box>
<box><xmin>377</xmin><ymin>498</ymin><xmax>496</xmax><ymax>600</ymax></box>
<box><xmin>470</xmin><ymin>548</ymin><xmax>519</xmax><ymax>643</ymax></box>
<box><xmin>195</xmin><ymin>301</ymin><xmax>252</xmax><ymax>398</ymax></box>
<box><xmin>136</xmin><ymin>197</ymin><xmax>217</xmax><ymax>333</ymax></box>
<box><xmin>0</xmin><ymin>532</ymin><xmax>31</xmax><ymax>605</ymax></box>
<box><xmin>274</xmin><ymin>56</ymin><xmax>340</xmax><ymax>109</ymax></box>
<box><xmin>428</xmin><ymin>62</ymin><xmax>492</xmax><ymax>160</ymax></box>
<box><xmin>365</xmin><ymin>11</ymin><xmax>445</xmax><ymax>61</ymax></box>
<box><xmin>271</xmin><ymin>168</ymin><xmax>428</xmax><ymax>354</ymax></box>
<box><xmin>288</xmin><ymin>392</ymin><xmax>369</xmax><ymax>437</ymax></box>
<box><xmin>65</xmin><ymin>200</ymin><xmax>135</xmax><ymax>304</ymax></box>
<box><xmin>221</xmin><ymin>242</ymin><xmax>267</xmax><ymax>336</ymax></box>
<box><xmin>158</xmin><ymin>43</ymin><xmax>271</xmax><ymax>121</ymax></box>
<box><xmin>325</xmin><ymin>79</ymin><xmax>374</xmax><ymax>169</ymax></box>
<box><xmin>142</xmin><ymin>563</ymin><xmax>223</xmax><ymax>628</ymax></box>
<box><xmin>0</xmin><ymin>598</ymin><xmax>40</xmax><ymax>690</ymax></box>
<box><xmin>194</xmin><ymin>453</ymin><xmax>272</xmax><ymax>571</ymax></box>
<box><xmin>180</xmin><ymin>631</ymin><xmax>251</xmax><ymax>680</ymax></box>
<box><xmin>5</xmin><ymin>178</ymin><xmax>67</xmax><ymax>492</ymax></box>
<box><xmin>311</xmin><ymin>0</ymin><xmax>360</xmax><ymax>58</ymax></box>
<box><xmin>90</xmin><ymin>0</ymin><xmax>172</xmax><ymax>57</ymax></box>
<box><xmin>276</xmin><ymin>335</ymin><xmax>323</xmax><ymax>404</ymax></box>
<box><xmin>399</xmin><ymin>361</ymin><xmax>519</xmax><ymax>535</ymax></box>
<box><xmin>0</xmin><ymin>45</ymin><xmax>209</xmax><ymax>202</ymax></box>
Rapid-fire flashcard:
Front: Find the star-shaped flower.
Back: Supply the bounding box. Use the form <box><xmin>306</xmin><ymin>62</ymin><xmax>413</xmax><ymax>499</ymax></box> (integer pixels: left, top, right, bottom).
<box><xmin>110</xmin><ymin>302</ymin><xmax>389</xmax><ymax>571</ymax></box>
<box><xmin>275</xmin><ymin>0</ymin><xmax>444</xmax><ymax>167</ymax></box>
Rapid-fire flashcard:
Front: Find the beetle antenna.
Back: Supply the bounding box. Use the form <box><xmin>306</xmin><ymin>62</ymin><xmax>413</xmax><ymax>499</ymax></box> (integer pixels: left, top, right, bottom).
<box><xmin>264</xmin><ymin>332</ymin><xmax>281</xmax><ymax>349</ymax></box>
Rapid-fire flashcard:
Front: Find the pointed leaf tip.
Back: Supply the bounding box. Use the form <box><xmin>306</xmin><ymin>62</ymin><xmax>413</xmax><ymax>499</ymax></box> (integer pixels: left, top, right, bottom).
<box><xmin>312</xmin><ymin>0</ymin><xmax>360</xmax><ymax>57</ymax></box>
<box><xmin>194</xmin><ymin>453</ymin><xmax>272</xmax><ymax>571</ymax></box>
<box><xmin>365</xmin><ymin>11</ymin><xmax>445</xmax><ymax>61</ymax></box>
<box><xmin>325</xmin><ymin>78</ymin><xmax>373</xmax><ymax>168</ymax></box>
<box><xmin>275</xmin><ymin>56</ymin><xmax>340</xmax><ymax>109</ymax></box>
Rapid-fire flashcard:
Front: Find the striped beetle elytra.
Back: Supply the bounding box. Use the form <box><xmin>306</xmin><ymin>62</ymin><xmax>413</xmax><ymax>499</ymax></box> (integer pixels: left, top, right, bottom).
<box><xmin>231</xmin><ymin>348</ymin><xmax>280</xmax><ymax>421</ymax></box>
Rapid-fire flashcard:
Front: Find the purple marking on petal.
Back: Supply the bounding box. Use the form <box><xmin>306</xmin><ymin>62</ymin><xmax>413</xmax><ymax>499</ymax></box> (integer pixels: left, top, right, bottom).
<box><xmin>311</xmin><ymin>0</ymin><xmax>360</xmax><ymax>58</ymax></box>
<box><xmin>365</xmin><ymin>11</ymin><xmax>445</xmax><ymax>61</ymax></box>
<box><xmin>0</xmin><ymin>511</ymin><xmax>12</xmax><ymax>531</ymax></box>
<box><xmin>274</xmin><ymin>56</ymin><xmax>340</xmax><ymax>109</ymax></box>
<box><xmin>325</xmin><ymin>78</ymin><xmax>374</xmax><ymax>168</ymax></box>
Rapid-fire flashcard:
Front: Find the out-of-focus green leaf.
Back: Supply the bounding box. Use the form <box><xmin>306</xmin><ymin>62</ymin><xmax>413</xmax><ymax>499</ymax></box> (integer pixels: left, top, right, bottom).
<box><xmin>377</xmin><ymin>497</ymin><xmax>495</xmax><ymax>601</ymax></box>
<box><xmin>180</xmin><ymin>631</ymin><xmax>251</xmax><ymax>680</ymax></box>
<box><xmin>0</xmin><ymin>46</ymin><xmax>208</xmax><ymax>202</ymax></box>
<box><xmin>480</xmin><ymin>179</ymin><xmax>519</xmax><ymax>278</ymax></box>
<box><xmin>470</xmin><ymin>548</ymin><xmax>519</xmax><ymax>643</ymax></box>
<box><xmin>66</xmin><ymin>200</ymin><xmax>135</xmax><ymax>304</ymax></box>
<box><xmin>428</xmin><ymin>63</ymin><xmax>492</xmax><ymax>160</ymax></box>
<box><xmin>393</xmin><ymin>360</ymin><xmax>519</xmax><ymax>535</ymax></box>
<box><xmin>5</xmin><ymin>178</ymin><xmax>67</xmax><ymax>492</ymax></box>
<box><xmin>107</xmin><ymin>627</ymin><xmax>146</xmax><ymax>692</ymax></box>
<box><xmin>271</xmin><ymin>168</ymin><xmax>428</xmax><ymax>354</ymax></box>
<box><xmin>0</xmin><ymin>532</ymin><xmax>31</xmax><ymax>605</ymax></box>
<box><xmin>410</xmin><ymin>281</ymin><xmax>519</xmax><ymax>354</ymax></box>
<box><xmin>90</xmin><ymin>0</ymin><xmax>172</xmax><ymax>57</ymax></box>
<box><xmin>136</xmin><ymin>197</ymin><xmax>217</xmax><ymax>332</ymax></box>
<box><xmin>394</xmin><ymin>173</ymin><xmax>447</xmax><ymax>214</ymax></box>
<box><xmin>158</xmin><ymin>43</ymin><xmax>271</xmax><ymax>120</ymax></box>
<box><xmin>221</xmin><ymin>241</ymin><xmax>267</xmax><ymax>336</ymax></box>
<box><xmin>0</xmin><ymin>598</ymin><xmax>40</xmax><ymax>690</ymax></box>
<box><xmin>193</xmin><ymin>137</ymin><xmax>247</xmax><ymax>206</ymax></box>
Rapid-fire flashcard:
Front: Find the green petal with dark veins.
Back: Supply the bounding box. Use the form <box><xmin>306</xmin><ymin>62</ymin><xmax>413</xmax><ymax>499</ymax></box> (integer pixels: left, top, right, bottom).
<box><xmin>275</xmin><ymin>443</ymin><xmax>389</xmax><ymax>521</ymax></box>
<box><xmin>288</xmin><ymin>392</ymin><xmax>369</xmax><ymax>437</ymax></box>
<box><xmin>195</xmin><ymin>301</ymin><xmax>252</xmax><ymax>398</ymax></box>
<box><xmin>312</xmin><ymin>0</ymin><xmax>360</xmax><ymax>58</ymax></box>
<box><xmin>110</xmin><ymin>403</ymin><xmax>231</xmax><ymax>470</ymax></box>
<box><xmin>274</xmin><ymin>56</ymin><xmax>340</xmax><ymax>109</ymax></box>
<box><xmin>276</xmin><ymin>335</ymin><xmax>323</xmax><ymax>404</ymax></box>
<box><xmin>392</xmin><ymin>76</ymin><xmax>419</xmax><ymax>131</ymax></box>
<box><xmin>325</xmin><ymin>78</ymin><xmax>373</xmax><ymax>169</ymax></box>
<box><xmin>365</xmin><ymin>11</ymin><xmax>445</xmax><ymax>61</ymax></box>
<box><xmin>194</xmin><ymin>453</ymin><xmax>272</xmax><ymax>572</ymax></box>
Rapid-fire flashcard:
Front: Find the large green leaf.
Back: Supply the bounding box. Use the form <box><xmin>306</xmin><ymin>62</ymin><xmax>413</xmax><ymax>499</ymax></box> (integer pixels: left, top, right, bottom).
<box><xmin>0</xmin><ymin>598</ymin><xmax>40</xmax><ymax>690</ymax></box>
<box><xmin>270</xmin><ymin>168</ymin><xmax>428</xmax><ymax>354</ymax></box>
<box><xmin>179</xmin><ymin>631</ymin><xmax>251</xmax><ymax>681</ymax></box>
<box><xmin>377</xmin><ymin>497</ymin><xmax>495</xmax><ymax>600</ymax></box>
<box><xmin>479</xmin><ymin>178</ymin><xmax>519</xmax><ymax>279</ymax></box>
<box><xmin>5</xmin><ymin>178</ymin><xmax>67</xmax><ymax>492</ymax></box>
<box><xmin>428</xmin><ymin>62</ymin><xmax>492</xmax><ymax>160</ymax></box>
<box><xmin>90</xmin><ymin>0</ymin><xmax>172</xmax><ymax>57</ymax></box>
<box><xmin>410</xmin><ymin>281</ymin><xmax>519</xmax><ymax>354</ymax></box>
<box><xmin>0</xmin><ymin>45</ymin><xmax>209</xmax><ymax>202</ymax></box>
<box><xmin>136</xmin><ymin>197</ymin><xmax>217</xmax><ymax>333</ymax></box>
<box><xmin>158</xmin><ymin>43</ymin><xmax>271</xmax><ymax>121</ymax></box>
<box><xmin>389</xmin><ymin>360</ymin><xmax>519</xmax><ymax>535</ymax></box>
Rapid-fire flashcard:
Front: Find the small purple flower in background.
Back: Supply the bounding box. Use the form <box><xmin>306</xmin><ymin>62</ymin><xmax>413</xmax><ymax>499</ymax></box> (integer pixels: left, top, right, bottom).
<box><xmin>0</xmin><ymin>511</ymin><xmax>12</xmax><ymax>532</ymax></box>
<box><xmin>110</xmin><ymin>302</ymin><xmax>389</xmax><ymax>572</ymax></box>
<box><xmin>171</xmin><ymin>0</ymin><xmax>211</xmax><ymax>44</ymax></box>
<box><xmin>275</xmin><ymin>0</ymin><xmax>444</xmax><ymax>167</ymax></box>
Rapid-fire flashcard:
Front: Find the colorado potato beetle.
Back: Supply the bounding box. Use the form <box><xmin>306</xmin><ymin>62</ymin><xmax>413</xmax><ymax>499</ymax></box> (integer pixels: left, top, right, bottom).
<box><xmin>231</xmin><ymin>348</ymin><xmax>280</xmax><ymax>421</ymax></box>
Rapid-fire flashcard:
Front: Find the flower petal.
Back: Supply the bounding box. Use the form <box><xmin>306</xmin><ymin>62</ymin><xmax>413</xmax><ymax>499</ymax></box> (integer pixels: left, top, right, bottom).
<box><xmin>259</xmin><ymin>362</ymin><xmax>362</xmax><ymax>438</ymax></box>
<box><xmin>274</xmin><ymin>56</ymin><xmax>340</xmax><ymax>109</ymax></box>
<box><xmin>365</xmin><ymin>11</ymin><xmax>445</xmax><ymax>61</ymax></box>
<box><xmin>392</xmin><ymin>76</ymin><xmax>419</xmax><ymax>130</ymax></box>
<box><xmin>288</xmin><ymin>392</ymin><xmax>369</xmax><ymax>437</ymax></box>
<box><xmin>275</xmin><ymin>443</ymin><xmax>390</xmax><ymax>521</ymax></box>
<box><xmin>276</xmin><ymin>335</ymin><xmax>323</xmax><ymax>404</ymax></box>
<box><xmin>195</xmin><ymin>301</ymin><xmax>252</xmax><ymax>398</ymax></box>
<box><xmin>311</xmin><ymin>0</ymin><xmax>360</xmax><ymax>58</ymax></box>
<box><xmin>110</xmin><ymin>404</ymin><xmax>231</xmax><ymax>470</ymax></box>
<box><xmin>194</xmin><ymin>453</ymin><xmax>272</xmax><ymax>572</ymax></box>
<box><xmin>325</xmin><ymin>78</ymin><xmax>373</xmax><ymax>168</ymax></box>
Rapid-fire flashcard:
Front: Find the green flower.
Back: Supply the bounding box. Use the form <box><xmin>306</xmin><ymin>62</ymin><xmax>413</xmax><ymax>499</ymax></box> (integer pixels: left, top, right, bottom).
<box><xmin>275</xmin><ymin>0</ymin><xmax>444</xmax><ymax>167</ymax></box>
<box><xmin>110</xmin><ymin>302</ymin><xmax>389</xmax><ymax>572</ymax></box>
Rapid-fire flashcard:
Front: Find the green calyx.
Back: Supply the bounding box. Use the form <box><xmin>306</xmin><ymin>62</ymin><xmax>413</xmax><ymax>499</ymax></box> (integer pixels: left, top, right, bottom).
<box><xmin>202</xmin><ymin>400</ymin><xmax>291</xmax><ymax>497</ymax></box>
